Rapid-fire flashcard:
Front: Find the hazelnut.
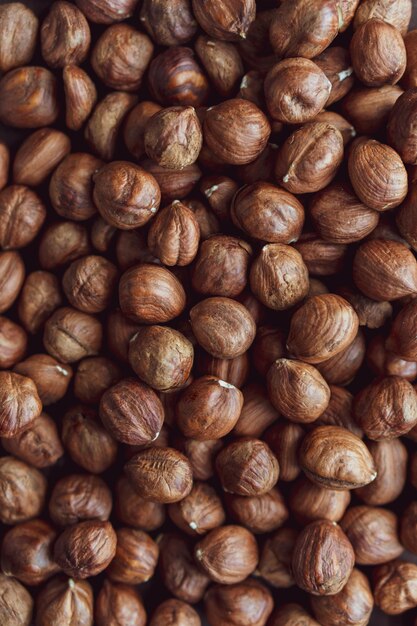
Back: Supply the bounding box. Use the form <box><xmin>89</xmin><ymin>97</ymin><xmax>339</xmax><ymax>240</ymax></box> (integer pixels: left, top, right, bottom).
<box><xmin>315</xmin><ymin>330</ymin><xmax>366</xmax><ymax>386</ymax></box>
<box><xmin>225</xmin><ymin>487</ymin><xmax>288</xmax><ymax>534</ymax></box>
<box><xmin>0</xmin><ymin>316</ymin><xmax>26</xmax><ymax>368</ymax></box>
<box><xmin>180</xmin><ymin>437</ymin><xmax>223</xmax><ymax>481</ymax></box>
<box><xmin>116</xmin><ymin>228</ymin><xmax>159</xmax><ymax>270</ymax></box>
<box><xmin>50</xmin><ymin>152</ymin><xmax>102</xmax><ymax>222</ymax></box>
<box><xmin>257</xmin><ymin>527</ymin><xmax>297</xmax><ymax>588</ymax></box>
<box><xmin>62</xmin><ymin>405</ymin><xmax>118</xmax><ymax>474</ymax></box>
<box><xmin>75</xmin><ymin>0</ymin><xmax>138</xmax><ymax>23</ymax></box>
<box><xmin>44</xmin><ymin>307</ymin><xmax>103</xmax><ymax>363</ymax></box>
<box><xmin>148</xmin><ymin>47</ymin><xmax>209</xmax><ymax>107</ymax></box>
<box><xmin>315</xmin><ymin>385</ymin><xmax>363</xmax><ymax>437</ymax></box>
<box><xmin>125</xmin><ymin>446</ymin><xmax>193</xmax><ymax>503</ymax></box>
<box><xmin>194</xmin><ymin>525</ymin><xmax>258</xmax><ymax>584</ymax></box>
<box><xmin>342</xmin><ymin>84</ymin><xmax>403</xmax><ymax>135</ymax></box>
<box><xmin>196</xmin><ymin>349</ymin><xmax>249</xmax><ymax>390</ymax></box>
<box><xmin>216</xmin><ymin>438</ymin><xmax>279</xmax><ymax>496</ymax></box>
<box><xmin>74</xmin><ymin>356</ymin><xmax>121</xmax><ymax>405</ymax></box>
<box><xmin>140</xmin><ymin>0</ymin><xmax>197</xmax><ymax>46</ymax></box>
<box><xmin>238</xmin><ymin>9</ymin><xmax>279</xmax><ymax>72</ymax></box>
<box><xmin>233</xmin><ymin>383</ymin><xmax>279</xmax><ymax>438</ymax></box>
<box><xmin>195</xmin><ymin>36</ymin><xmax>244</xmax><ymax>98</ymax></box>
<box><xmin>373</xmin><ymin>560</ymin><xmax>417</xmax><ymax>614</ymax></box>
<box><xmin>13</xmin><ymin>128</ymin><xmax>71</xmax><ymax>187</ymax></box>
<box><xmin>107</xmin><ymin>528</ymin><xmax>159</xmax><ymax>584</ymax></box>
<box><xmin>91</xmin><ymin>217</ymin><xmax>117</xmax><ymax>253</ymax></box>
<box><xmin>200</xmin><ymin>175</ymin><xmax>239</xmax><ymax>220</ymax></box>
<box><xmin>158</xmin><ymin>533</ymin><xmax>210</xmax><ymax>602</ymax></box>
<box><xmin>204</xmin><ymin>99</ymin><xmax>270</xmax><ymax>165</ymax></box>
<box><xmin>169</xmin><ymin>481</ymin><xmax>225</xmax><ymax>535</ymax></box>
<box><xmin>0</xmin><ymin>456</ymin><xmax>46</xmax><ymax>524</ymax></box>
<box><xmin>396</xmin><ymin>180</ymin><xmax>417</xmax><ymax>250</ymax></box>
<box><xmin>141</xmin><ymin>158</ymin><xmax>202</xmax><ymax>202</ymax></box>
<box><xmin>115</xmin><ymin>475</ymin><xmax>165</xmax><ymax>531</ymax></box>
<box><xmin>289</xmin><ymin>477</ymin><xmax>351</xmax><ymax>525</ymax></box>
<box><xmin>357</xmin><ymin>438</ymin><xmax>407</xmax><ymax>505</ymax></box>
<box><xmin>269</xmin><ymin>605</ymin><xmax>320</xmax><ymax>626</ymax></box>
<box><xmin>145</xmin><ymin>107</ymin><xmax>202</xmax><ymax>170</ymax></box>
<box><xmin>38</xmin><ymin>221</ymin><xmax>91</xmax><ymax>270</ymax></box>
<box><xmin>97</xmin><ymin>581</ymin><xmax>146</xmax><ymax>626</ymax></box>
<box><xmin>386</xmin><ymin>299</ymin><xmax>417</xmax><ymax>360</ymax></box>
<box><xmin>264</xmin><ymin>421</ymin><xmax>305</xmax><ymax>482</ymax></box>
<box><xmin>354</xmin><ymin>0</ymin><xmax>412</xmax><ymax>35</ymax></box>
<box><xmin>1</xmin><ymin>412</ymin><xmax>63</xmax><ymax>468</ymax></box>
<box><xmin>150</xmin><ymin>600</ymin><xmax>200</xmax><ymax>626</ymax></box>
<box><xmin>204</xmin><ymin>580</ymin><xmax>273</xmax><ymax>626</ymax></box>
<box><xmin>54</xmin><ymin>520</ymin><xmax>117</xmax><ymax>578</ymax></box>
<box><xmin>312</xmin><ymin>110</ymin><xmax>356</xmax><ymax>144</ymax></box>
<box><xmin>0</xmin><ymin>3</ymin><xmax>38</xmax><ymax>73</ymax></box>
<box><xmin>148</xmin><ymin>200</ymin><xmax>200</xmax><ymax>266</ymax></box>
<box><xmin>0</xmin><ymin>250</ymin><xmax>25</xmax><ymax>313</ymax></box>
<box><xmin>18</xmin><ymin>272</ymin><xmax>62</xmax><ymax>335</ymax></box>
<box><xmin>1</xmin><ymin>519</ymin><xmax>59</xmax><ymax>585</ymax></box>
<box><xmin>63</xmin><ymin>65</ymin><xmax>97</xmax><ymax>131</ymax></box>
<box><xmin>0</xmin><ymin>573</ymin><xmax>33</xmax><ymax>626</ymax></box>
<box><xmin>41</xmin><ymin>1</ymin><xmax>90</xmax><ymax>68</ymax></box>
<box><xmin>404</xmin><ymin>29</ymin><xmax>417</xmax><ymax>89</ymax></box>
<box><xmin>314</xmin><ymin>46</ymin><xmax>354</xmax><ymax>106</ymax></box>
<box><xmin>265</xmin><ymin>58</ymin><xmax>331</xmax><ymax>124</ymax></box>
<box><xmin>401</xmin><ymin>502</ymin><xmax>417</xmax><ymax>555</ymax></box>
<box><xmin>123</xmin><ymin>101</ymin><xmax>162</xmax><ymax>159</ymax></box>
<box><xmin>49</xmin><ymin>474</ymin><xmax>112</xmax><ymax>527</ymax></box>
<box><xmin>63</xmin><ymin>255</ymin><xmax>118</xmax><ymax>314</ymax></box>
<box><xmin>36</xmin><ymin>576</ymin><xmax>93</xmax><ymax>626</ymax></box>
<box><xmin>252</xmin><ymin>325</ymin><xmax>286</xmax><ymax>377</ymax></box>
<box><xmin>0</xmin><ymin>143</ymin><xmax>9</xmax><ymax>191</ymax></box>
<box><xmin>13</xmin><ymin>354</ymin><xmax>71</xmax><ymax>405</ymax></box>
<box><xmin>106</xmin><ymin>309</ymin><xmax>140</xmax><ymax>363</ymax></box>
<box><xmin>192</xmin><ymin>0</ymin><xmax>255</xmax><ymax>41</ymax></box>
<box><xmin>338</xmin><ymin>287</ymin><xmax>393</xmax><ymax>329</ymax></box>
<box><xmin>299</xmin><ymin>425</ymin><xmax>377</xmax><ymax>489</ymax></box>
<box><xmin>0</xmin><ymin>66</ymin><xmax>58</xmax><ymax>128</ymax></box>
<box><xmin>292</xmin><ymin>520</ymin><xmax>355</xmax><ymax>595</ymax></box>
<box><xmin>294</xmin><ymin>234</ymin><xmax>349</xmax><ymax>276</ymax></box>
<box><xmin>387</xmin><ymin>88</ymin><xmax>417</xmax><ymax>164</ymax></box>
<box><xmin>0</xmin><ymin>371</ymin><xmax>42</xmax><ymax>439</ymax></box>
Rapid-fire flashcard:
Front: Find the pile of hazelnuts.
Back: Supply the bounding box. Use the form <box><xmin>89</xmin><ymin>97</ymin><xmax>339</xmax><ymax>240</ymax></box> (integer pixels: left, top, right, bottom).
<box><xmin>2</xmin><ymin>0</ymin><xmax>417</xmax><ymax>624</ymax></box>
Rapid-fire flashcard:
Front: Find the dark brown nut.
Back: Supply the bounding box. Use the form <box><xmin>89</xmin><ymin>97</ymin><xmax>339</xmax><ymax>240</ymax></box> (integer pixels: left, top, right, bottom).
<box><xmin>142</xmin><ymin>159</ymin><xmax>202</xmax><ymax>202</ymax></box>
<box><xmin>308</xmin><ymin>278</ymin><xmax>330</xmax><ymax>297</ymax></box>
<box><xmin>265</xmin><ymin>59</ymin><xmax>331</xmax><ymax>124</ymax></box>
<box><xmin>180</xmin><ymin>437</ymin><xmax>223</xmax><ymax>481</ymax></box>
<box><xmin>397</xmin><ymin>181</ymin><xmax>417</xmax><ymax>251</ymax></box>
<box><xmin>350</xmin><ymin>19</ymin><xmax>406</xmax><ymax>87</ymax></box>
<box><xmin>63</xmin><ymin>255</ymin><xmax>118</xmax><ymax>314</ymax></box>
<box><xmin>311</xmin><ymin>110</ymin><xmax>356</xmax><ymax>145</ymax></box>
<box><xmin>269</xmin><ymin>0</ymin><xmax>339</xmax><ymax>58</ymax></box>
<box><xmin>36</xmin><ymin>576</ymin><xmax>93</xmax><ymax>626</ymax></box>
<box><xmin>203</xmin><ymin>99</ymin><xmax>270</xmax><ymax>165</ymax></box>
<box><xmin>289</xmin><ymin>477</ymin><xmax>350</xmax><ymax>525</ymax></box>
<box><xmin>1</xmin><ymin>519</ymin><xmax>58</xmax><ymax>586</ymax></box>
<box><xmin>123</xmin><ymin>101</ymin><xmax>162</xmax><ymax>159</ymax></box>
<box><xmin>387</xmin><ymin>88</ymin><xmax>417</xmax><ymax>164</ymax></box>
<box><xmin>315</xmin><ymin>386</ymin><xmax>363</xmax><ymax>437</ymax></box>
<box><xmin>225</xmin><ymin>487</ymin><xmax>288</xmax><ymax>534</ymax></box>
<box><xmin>1</xmin><ymin>412</ymin><xmax>63</xmax><ymax>468</ymax></box>
<box><xmin>54</xmin><ymin>520</ymin><xmax>117</xmax><ymax>578</ymax></box>
<box><xmin>0</xmin><ymin>371</ymin><xmax>42</xmax><ymax>439</ymax></box>
<box><xmin>116</xmin><ymin>228</ymin><xmax>159</xmax><ymax>270</ymax></box>
<box><xmin>342</xmin><ymin>84</ymin><xmax>403</xmax><ymax>135</ymax></box>
<box><xmin>195</xmin><ymin>36</ymin><xmax>244</xmax><ymax>98</ymax></box>
<box><xmin>373</xmin><ymin>559</ymin><xmax>417</xmax><ymax>614</ymax></box>
<box><xmin>0</xmin><ymin>317</ymin><xmax>27</xmax><ymax>369</ymax></box>
<box><xmin>100</xmin><ymin>377</ymin><xmax>164</xmax><ymax>446</ymax></box>
<box><xmin>0</xmin><ymin>572</ymin><xmax>33</xmax><ymax>626</ymax></box>
<box><xmin>62</xmin><ymin>405</ymin><xmax>117</xmax><ymax>473</ymax></box>
<box><xmin>75</xmin><ymin>0</ymin><xmax>138</xmax><ymax>23</ymax></box>
<box><xmin>140</xmin><ymin>0</ymin><xmax>197</xmax><ymax>46</ymax></box>
<box><xmin>0</xmin><ymin>66</ymin><xmax>58</xmax><ymax>128</ymax></box>
<box><xmin>386</xmin><ymin>299</ymin><xmax>417</xmax><ymax>360</ymax></box>
<box><xmin>401</xmin><ymin>502</ymin><xmax>417</xmax><ymax>554</ymax></box>
<box><xmin>252</xmin><ymin>326</ymin><xmax>286</xmax><ymax>377</ymax></box>
<box><xmin>314</xmin><ymin>47</ymin><xmax>354</xmax><ymax>106</ymax></box>
<box><xmin>257</xmin><ymin>527</ymin><xmax>297</xmax><ymax>588</ymax></box>
<box><xmin>148</xmin><ymin>200</ymin><xmax>200</xmax><ymax>266</ymax></box>
<box><xmin>44</xmin><ymin>307</ymin><xmax>103</xmax><ymax>364</ymax></box>
<box><xmin>145</xmin><ymin>107</ymin><xmax>202</xmax><ymax>170</ymax></box>
<box><xmin>74</xmin><ymin>356</ymin><xmax>121</xmax><ymax>405</ymax></box>
<box><xmin>193</xmin><ymin>0</ymin><xmax>255</xmax><ymax>41</ymax></box>
<box><xmin>353</xmin><ymin>375</ymin><xmax>417</xmax><ymax>440</ymax></box>
<box><xmin>348</xmin><ymin>139</ymin><xmax>407</xmax><ymax>211</ymax></box>
<box><xmin>292</xmin><ymin>520</ymin><xmax>354</xmax><ymax>596</ymax></box>
<box><xmin>18</xmin><ymin>272</ymin><xmax>62</xmax><ymax>335</ymax></box>
<box><xmin>341</xmin><ymin>505</ymin><xmax>403</xmax><ymax>565</ymax></box>
<box><xmin>354</xmin><ymin>0</ymin><xmax>412</xmax><ymax>35</ymax></box>
<box><xmin>310</xmin><ymin>183</ymin><xmax>379</xmax><ymax>244</ymax></box>
<box><xmin>357</xmin><ymin>438</ymin><xmax>407</xmax><ymax>505</ymax></box>
<box><xmin>204</xmin><ymin>580</ymin><xmax>273</xmax><ymax>626</ymax></box>
<box><xmin>231</xmin><ymin>182</ymin><xmax>304</xmax><ymax>244</ymax></box>
<box><xmin>176</xmin><ymin>375</ymin><xmax>243</xmax><ymax>440</ymax></box>
<box><xmin>149</xmin><ymin>47</ymin><xmax>209</xmax><ymax>107</ymax></box>
<box><xmin>233</xmin><ymin>383</ymin><xmax>279</xmax><ymax>438</ymax></box>
<box><xmin>300</xmin><ymin>425</ymin><xmax>377</xmax><ymax>489</ymax></box>
<box><xmin>294</xmin><ymin>234</ymin><xmax>348</xmax><ymax>276</ymax></box>
<box><xmin>96</xmin><ymin>581</ymin><xmax>146</xmax><ymax>626</ymax></box>
<box><xmin>192</xmin><ymin>235</ymin><xmax>252</xmax><ymax>298</ymax></box>
<box><xmin>0</xmin><ymin>250</ymin><xmax>25</xmax><ymax>313</ymax></box>
<box><xmin>91</xmin><ymin>24</ymin><xmax>153</xmax><ymax>92</ymax></box>
<box><xmin>238</xmin><ymin>70</ymin><xmax>267</xmax><ymax>108</ymax></box>
<box><xmin>169</xmin><ymin>481</ymin><xmax>225</xmax><ymax>535</ymax></box>
<box><xmin>106</xmin><ymin>309</ymin><xmax>140</xmax><ymax>363</ymax></box>
<box><xmin>270</xmin><ymin>605</ymin><xmax>320</xmax><ymax>626</ymax></box>
<box><xmin>311</xmin><ymin>568</ymin><xmax>374</xmax><ymax>626</ymax></box>
<box><xmin>190</xmin><ymin>297</ymin><xmax>256</xmax><ymax>359</ymax></box>
<box><xmin>237</xmin><ymin>9</ymin><xmax>279</xmax><ymax>72</ymax></box>
<box><xmin>0</xmin><ymin>143</ymin><xmax>9</xmax><ymax>191</ymax></box>
<box><xmin>0</xmin><ymin>3</ymin><xmax>38</xmax><ymax>73</ymax></box>
<box><xmin>267</xmin><ymin>359</ymin><xmax>330</xmax><ymax>423</ymax></box>
<box><xmin>107</xmin><ymin>528</ymin><xmax>159</xmax><ymax>584</ymax></box>
<box><xmin>158</xmin><ymin>533</ymin><xmax>210</xmax><ymax>603</ymax></box>
<box><xmin>264</xmin><ymin>421</ymin><xmax>304</xmax><ymax>482</ymax></box>
<box><xmin>200</xmin><ymin>175</ymin><xmax>239</xmax><ymax>221</ymax></box>
<box><xmin>125</xmin><ymin>446</ymin><xmax>193</xmax><ymax>503</ymax></box>
<box><xmin>368</xmin><ymin>337</ymin><xmax>417</xmax><ymax>380</ymax></box>
<box><xmin>93</xmin><ymin>161</ymin><xmax>160</xmax><ymax>229</ymax></box>
<box><xmin>404</xmin><ymin>29</ymin><xmax>417</xmax><ymax>89</ymax></box>
<box><xmin>41</xmin><ymin>1</ymin><xmax>90</xmax><ymax>68</ymax></box>
<box><xmin>49</xmin><ymin>474</ymin><xmax>112</xmax><ymax>527</ymax></box>
<box><xmin>237</xmin><ymin>290</ymin><xmax>267</xmax><ymax>326</ymax></box>
<box><xmin>91</xmin><ymin>217</ymin><xmax>117</xmax><ymax>253</ymax></box>
<box><xmin>115</xmin><ymin>475</ymin><xmax>165</xmax><ymax>530</ymax></box>
<box><xmin>63</xmin><ymin>67</ymin><xmax>97</xmax><ymax>132</ymax></box>
<box><xmin>85</xmin><ymin>91</ymin><xmax>137</xmax><ymax>161</ymax></box>
<box><xmin>39</xmin><ymin>221</ymin><xmax>90</xmax><ymax>270</ymax></box>
<box><xmin>315</xmin><ymin>330</ymin><xmax>366</xmax><ymax>387</ymax></box>
<box><xmin>339</xmin><ymin>287</ymin><xmax>392</xmax><ymax>329</ymax></box>
<box><xmin>150</xmin><ymin>600</ymin><xmax>200</xmax><ymax>626</ymax></box>
<box><xmin>216</xmin><ymin>438</ymin><xmax>279</xmax><ymax>496</ymax></box>
<box><xmin>50</xmin><ymin>152</ymin><xmax>102</xmax><ymax>222</ymax></box>
<box><xmin>0</xmin><ymin>456</ymin><xmax>46</xmax><ymax>524</ymax></box>
<box><xmin>13</xmin><ymin>128</ymin><xmax>70</xmax><ymax>188</ymax></box>
<box><xmin>195</xmin><ymin>525</ymin><xmax>258</xmax><ymax>584</ymax></box>
<box><xmin>287</xmin><ymin>294</ymin><xmax>359</xmax><ymax>364</ymax></box>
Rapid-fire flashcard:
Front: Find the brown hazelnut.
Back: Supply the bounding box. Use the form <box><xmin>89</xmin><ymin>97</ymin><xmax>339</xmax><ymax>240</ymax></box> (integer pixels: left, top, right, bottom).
<box><xmin>96</xmin><ymin>580</ymin><xmax>146</xmax><ymax>626</ymax></box>
<box><xmin>294</xmin><ymin>234</ymin><xmax>349</xmax><ymax>276</ymax></box>
<box><xmin>237</xmin><ymin>290</ymin><xmax>267</xmax><ymax>325</ymax></box>
<box><xmin>91</xmin><ymin>217</ymin><xmax>117</xmax><ymax>253</ymax></box>
<box><xmin>0</xmin><ymin>456</ymin><xmax>46</xmax><ymax>524</ymax></box>
<box><xmin>196</xmin><ymin>351</ymin><xmax>249</xmax><ymax>389</ymax></box>
<box><xmin>41</xmin><ymin>1</ymin><xmax>90</xmax><ymax>68</ymax></box>
<box><xmin>145</xmin><ymin>107</ymin><xmax>202</xmax><ymax>170</ymax></box>
<box><xmin>18</xmin><ymin>272</ymin><xmax>62</xmax><ymax>335</ymax></box>
<box><xmin>387</xmin><ymin>88</ymin><xmax>417</xmax><ymax>164</ymax></box>
<box><xmin>300</xmin><ymin>425</ymin><xmax>377</xmax><ymax>489</ymax></box>
<box><xmin>315</xmin><ymin>385</ymin><xmax>362</xmax><ymax>437</ymax></box>
<box><xmin>289</xmin><ymin>477</ymin><xmax>351</xmax><ymax>525</ymax></box>
<box><xmin>192</xmin><ymin>0</ymin><xmax>255</xmax><ymax>41</ymax></box>
<box><xmin>62</xmin><ymin>405</ymin><xmax>118</xmax><ymax>474</ymax></box>
<box><xmin>38</xmin><ymin>221</ymin><xmax>91</xmax><ymax>270</ymax></box>
<box><xmin>85</xmin><ymin>91</ymin><xmax>137</xmax><ymax>161</ymax></box>
<box><xmin>357</xmin><ymin>438</ymin><xmax>407</xmax><ymax>505</ymax></box>
<box><xmin>200</xmin><ymin>175</ymin><xmax>239</xmax><ymax>220</ymax></box>
<box><xmin>204</xmin><ymin>580</ymin><xmax>273</xmax><ymax>626</ymax></box>
<box><xmin>36</xmin><ymin>576</ymin><xmax>93</xmax><ymax>626</ymax></box>
<box><xmin>0</xmin><ymin>371</ymin><xmax>42</xmax><ymax>439</ymax></box>
<box><xmin>404</xmin><ymin>29</ymin><xmax>417</xmax><ymax>89</ymax></box>
<box><xmin>141</xmin><ymin>158</ymin><xmax>202</xmax><ymax>202</ymax></box>
<box><xmin>216</xmin><ymin>437</ymin><xmax>279</xmax><ymax>496</ymax></box>
<box><xmin>1</xmin><ymin>412</ymin><xmax>63</xmax><ymax>468</ymax></box>
<box><xmin>0</xmin><ymin>3</ymin><xmax>38</xmax><ymax>73</ymax></box>
<box><xmin>315</xmin><ymin>330</ymin><xmax>366</xmax><ymax>387</ymax></box>
<box><xmin>148</xmin><ymin>47</ymin><xmax>209</xmax><ymax>107</ymax></box>
<box><xmin>373</xmin><ymin>559</ymin><xmax>417</xmax><ymax>614</ymax></box>
<box><xmin>123</xmin><ymin>101</ymin><xmax>162</xmax><ymax>159</ymax></box>
<box><xmin>269</xmin><ymin>605</ymin><xmax>320</xmax><ymax>626</ymax></box>
<box><xmin>150</xmin><ymin>599</ymin><xmax>200</xmax><ymax>626</ymax></box>
<box><xmin>13</xmin><ymin>129</ymin><xmax>70</xmax><ymax>187</ymax></box>
<box><xmin>140</xmin><ymin>0</ymin><xmax>197</xmax><ymax>46</ymax></box>
<box><xmin>169</xmin><ymin>481</ymin><xmax>225</xmax><ymax>535</ymax></box>
<box><xmin>0</xmin><ymin>572</ymin><xmax>33</xmax><ymax>626</ymax></box>
<box><xmin>237</xmin><ymin>9</ymin><xmax>279</xmax><ymax>73</ymax></box>
<box><xmin>63</xmin><ymin>65</ymin><xmax>97</xmax><ymax>132</ymax></box>
<box><xmin>14</xmin><ymin>350</ymin><xmax>72</xmax><ymax>406</ymax></box>
<box><xmin>115</xmin><ymin>475</ymin><xmax>165</xmax><ymax>530</ymax></box>
<box><xmin>44</xmin><ymin>307</ymin><xmax>103</xmax><ymax>363</ymax></box>
<box><xmin>63</xmin><ymin>255</ymin><xmax>118</xmax><ymax>314</ymax></box>
<box><xmin>74</xmin><ymin>356</ymin><xmax>121</xmax><ymax>405</ymax></box>
<box><xmin>195</xmin><ymin>36</ymin><xmax>244</xmax><ymax>98</ymax></box>
<box><xmin>252</xmin><ymin>325</ymin><xmax>286</xmax><ymax>377</ymax></box>
<box><xmin>311</xmin><ymin>110</ymin><xmax>356</xmax><ymax>145</ymax></box>
<box><xmin>54</xmin><ymin>520</ymin><xmax>117</xmax><ymax>578</ymax></box>
<box><xmin>338</xmin><ymin>287</ymin><xmax>393</xmax><ymax>329</ymax></box>
<box><xmin>0</xmin><ymin>143</ymin><xmax>9</xmax><ymax>191</ymax></box>
<box><xmin>148</xmin><ymin>200</ymin><xmax>200</xmax><ymax>266</ymax></box>
<box><xmin>265</xmin><ymin>59</ymin><xmax>331</xmax><ymax>124</ymax></box>
<box><xmin>400</xmin><ymin>502</ymin><xmax>417</xmax><ymax>555</ymax></box>
<box><xmin>0</xmin><ymin>66</ymin><xmax>58</xmax><ymax>128</ymax></box>
<box><xmin>1</xmin><ymin>519</ymin><xmax>58</xmax><ymax>585</ymax></box>
<box><xmin>75</xmin><ymin>0</ymin><xmax>138</xmax><ymax>23</ymax></box>
<box><xmin>49</xmin><ymin>474</ymin><xmax>112</xmax><ymax>527</ymax></box>
<box><xmin>195</xmin><ymin>525</ymin><xmax>258</xmax><ymax>584</ymax></box>
<box><xmin>0</xmin><ymin>316</ymin><xmax>26</xmax><ymax>368</ymax></box>
<box><xmin>158</xmin><ymin>533</ymin><xmax>210</xmax><ymax>602</ymax></box>
<box><xmin>264</xmin><ymin>421</ymin><xmax>304</xmax><ymax>482</ymax></box>
<box><xmin>106</xmin><ymin>309</ymin><xmax>140</xmax><ymax>363</ymax></box>
<box><xmin>125</xmin><ymin>446</ymin><xmax>193</xmax><ymax>503</ymax></box>
<box><xmin>292</xmin><ymin>520</ymin><xmax>354</xmax><ymax>595</ymax></box>
<box><xmin>396</xmin><ymin>180</ymin><xmax>417</xmax><ymax>251</ymax></box>
<box><xmin>342</xmin><ymin>84</ymin><xmax>403</xmax><ymax>135</ymax></box>
<box><xmin>116</xmin><ymin>228</ymin><xmax>159</xmax><ymax>271</ymax></box>
<box><xmin>106</xmin><ymin>528</ymin><xmax>159</xmax><ymax>584</ymax></box>
<box><xmin>0</xmin><ymin>250</ymin><xmax>25</xmax><ymax>313</ymax></box>
<box><xmin>386</xmin><ymin>299</ymin><xmax>417</xmax><ymax>360</ymax></box>
<box><xmin>179</xmin><ymin>437</ymin><xmax>223</xmax><ymax>481</ymax></box>
<box><xmin>310</xmin><ymin>568</ymin><xmax>374</xmax><ymax>626</ymax></box>
<box><xmin>257</xmin><ymin>527</ymin><xmax>297</xmax><ymax>588</ymax></box>
<box><xmin>354</xmin><ymin>0</ymin><xmax>412</xmax><ymax>35</ymax></box>
<box><xmin>225</xmin><ymin>487</ymin><xmax>288</xmax><ymax>534</ymax></box>
<box><xmin>314</xmin><ymin>47</ymin><xmax>354</xmax><ymax>106</ymax></box>
<box><xmin>233</xmin><ymin>383</ymin><xmax>279</xmax><ymax>437</ymax></box>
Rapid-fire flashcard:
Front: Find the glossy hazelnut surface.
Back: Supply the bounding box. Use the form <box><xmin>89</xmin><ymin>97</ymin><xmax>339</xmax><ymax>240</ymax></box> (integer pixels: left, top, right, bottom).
<box><xmin>0</xmin><ymin>3</ymin><xmax>38</xmax><ymax>73</ymax></box>
<box><xmin>0</xmin><ymin>67</ymin><xmax>58</xmax><ymax>128</ymax></box>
